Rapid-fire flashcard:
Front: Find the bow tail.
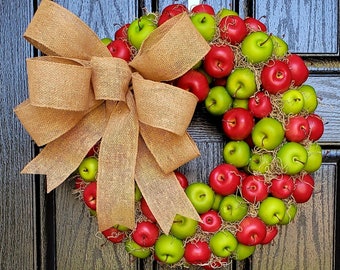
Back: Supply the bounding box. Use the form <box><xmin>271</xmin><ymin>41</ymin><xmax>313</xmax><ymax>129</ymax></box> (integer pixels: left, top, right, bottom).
<box><xmin>21</xmin><ymin>103</ymin><xmax>107</xmax><ymax>192</ymax></box>
<box><xmin>96</xmin><ymin>94</ymin><xmax>139</xmax><ymax>232</ymax></box>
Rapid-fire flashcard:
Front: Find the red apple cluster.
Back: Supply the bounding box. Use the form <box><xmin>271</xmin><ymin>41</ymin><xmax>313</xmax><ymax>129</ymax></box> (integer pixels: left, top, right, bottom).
<box><xmin>70</xmin><ymin>2</ymin><xmax>325</xmax><ymax>268</ymax></box>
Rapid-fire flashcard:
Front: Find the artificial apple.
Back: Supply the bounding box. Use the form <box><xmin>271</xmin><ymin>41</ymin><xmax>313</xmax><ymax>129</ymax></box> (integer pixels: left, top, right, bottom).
<box><xmin>170</xmin><ymin>214</ymin><xmax>198</xmax><ymax>240</ymax></box>
<box><xmin>132</xmin><ymin>221</ymin><xmax>159</xmax><ymax>247</ymax></box>
<box><xmin>125</xmin><ymin>239</ymin><xmax>151</xmax><ymax>259</ymax></box>
<box><xmin>184</xmin><ymin>240</ymin><xmax>211</xmax><ymax>265</ymax></box>
<box><xmin>292</xmin><ymin>174</ymin><xmax>315</xmax><ymax>203</ymax></box>
<box><xmin>287</xmin><ymin>54</ymin><xmax>309</xmax><ymax>86</ymax></box>
<box><xmin>261</xmin><ymin>225</ymin><xmax>279</xmax><ymax>244</ymax></box>
<box><xmin>248</xmin><ymin>152</ymin><xmax>273</xmax><ymax>174</ymax></box>
<box><xmin>114</xmin><ymin>23</ymin><xmax>130</xmax><ymax>40</ymax></box>
<box><xmin>251</xmin><ymin>117</ymin><xmax>285</xmax><ymax>150</ymax></box>
<box><xmin>258</xmin><ymin>197</ymin><xmax>287</xmax><ymax>225</ymax></box>
<box><xmin>106</xmin><ymin>39</ymin><xmax>131</xmax><ymax>62</ymax></box>
<box><xmin>244</xmin><ymin>16</ymin><xmax>267</xmax><ymax>33</ymax></box>
<box><xmin>241</xmin><ymin>175</ymin><xmax>269</xmax><ymax>203</ymax></box>
<box><xmin>222</xmin><ymin>107</ymin><xmax>254</xmax><ymax>140</ymax></box>
<box><xmin>127</xmin><ymin>16</ymin><xmax>157</xmax><ymax>49</ymax></box>
<box><xmin>174</xmin><ymin>171</ymin><xmax>189</xmax><ymax>189</ymax></box>
<box><xmin>233</xmin><ymin>243</ymin><xmax>256</xmax><ymax>260</ymax></box>
<box><xmin>154</xmin><ymin>234</ymin><xmax>185</xmax><ymax>264</ymax></box>
<box><xmin>185</xmin><ymin>182</ymin><xmax>215</xmax><ymax>214</ymax></box>
<box><xmin>101</xmin><ymin>37</ymin><xmax>112</xmax><ymax>46</ymax></box>
<box><xmin>303</xmin><ymin>142</ymin><xmax>322</xmax><ymax>173</ymax></box>
<box><xmin>211</xmin><ymin>193</ymin><xmax>223</xmax><ymax>211</ymax></box>
<box><xmin>175</xmin><ymin>69</ymin><xmax>210</xmax><ymax>101</ymax></box>
<box><xmin>298</xmin><ymin>84</ymin><xmax>318</xmax><ymax>113</ymax></box>
<box><xmin>102</xmin><ymin>227</ymin><xmax>125</xmax><ymax>243</ymax></box>
<box><xmin>219</xmin><ymin>194</ymin><xmax>248</xmax><ymax>222</ymax></box>
<box><xmin>236</xmin><ymin>216</ymin><xmax>267</xmax><ymax>245</ymax></box>
<box><xmin>241</xmin><ymin>31</ymin><xmax>273</xmax><ymax>63</ymax></box>
<box><xmin>269</xmin><ymin>174</ymin><xmax>295</xmax><ymax>199</ymax></box>
<box><xmin>82</xmin><ymin>181</ymin><xmax>97</xmax><ymax>210</ymax></box>
<box><xmin>135</xmin><ymin>184</ymin><xmax>142</xmax><ymax>201</ymax></box>
<box><xmin>271</xmin><ymin>35</ymin><xmax>288</xmax><ymax>57</ymax></box>
<box><xmin>190</xmin><ymin>12</ymin><xmax>216</xmax><ymax>42</ymax></box>
<box><xmin>281</xmin><ymin>89</ymin><xmax>305</xmax><ymax>115</ymax></box>
<box><xmin>205</xmin><ymin>86</ymin><xmax>233</xmax><ymax>115</ymax></box>
<box><xmin>306</xmin><ymin>114</ymin><xmax>324</xmax><ymax>141</ymax></box>
<box><xmin>209</xmin><ymin>230</ymin><xmax>238</xmax><ymax>257</ymax></box>
<box><xmin>158</xmin><ymin>4</ymin><xmax>188</xmax><ymax>26</ymax></box>
<box><xmin>285</xmin><ymin>115</ymin><xmax>310</xmax><ymax>143</ymax></box>
<box><xmin>277</xmin><ymin>142</ymin><xmax>308</xmax><ymax>175</ymax></box>
<box><xmin>217</xmin><ymin>8</ymin><xmax>238</xmax><ymax>18</ymax></box>
<box><xmin>191</xmin><ymin>4</ymin><xmax>215</xmax><ymax>15</ymax></box>
<box><xmin>208</xmin><ymin>163</ymin><xmax>242</xmax><ymax>196</ymax></box>
<box><xmin>261</xmin><ymin>59</ymin><xmax>292</xmax><ymax>94</ymax></box>
<box><xmin>223</xmin><ymin>140</ymin><xmax>251</xmax><ymax>168</ymax></box>
<box><xmin>248</xmin><ymin>91</ymin><xmax>272</xmax><ymax>118</ymax></box>
<box><xmin>199</xmin><ymin>210</ymin><xmax>222</xmax><ymax>233</ymax></box>
<box><xmin>226</xmin><ymin>68</ymin><xmax>256</xmax><ymax>99</ymax></box>
<box><xmin>140</xmin><ymin>197</ymin><xmax>156</xmax><ymax>222</ymax></box>
<box><xmin>78</xmin><ymin>157</ymin><xmax>98</xmax><ymax>182</ymax></box>
<box><xmin>219</xmin><ymin>15</ymin><xmax>248</xmax><ymax>44</ymax></box>
<box><xmin>232</xmin><ymin>98</ymin><xmax>249</xmax><ymax>109</ymax></box>
<box><xmin>279</xmin><ymin>203</ymin><xmax>297</xmax><ymax>225</ymax></box>
<box><xmin>203</xmin><ymin>44</ymin><xmax>235</xmax><ymax>78</ymax></box>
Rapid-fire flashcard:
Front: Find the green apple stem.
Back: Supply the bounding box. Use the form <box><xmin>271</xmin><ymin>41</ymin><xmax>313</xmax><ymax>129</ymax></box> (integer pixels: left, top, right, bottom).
<box><xmin>137</xmin><ymin>18</ymin><xmax>142</xmax><ymax>31</ymax></box>
<box><xmin>260</xmin><ymin>33</ymin><xmax>272</xmax><ymax>47</ymax></box>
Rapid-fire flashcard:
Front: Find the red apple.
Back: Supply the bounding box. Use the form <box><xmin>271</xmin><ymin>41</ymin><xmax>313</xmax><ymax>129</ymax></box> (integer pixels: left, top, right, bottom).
<box><xmin>261</xmin><ymin>225</ymin><xmax>279</xmax><ymax>244</ymax></box>
<box><xmin>248</xmin><ymin>91</ymin><xmax>272</xmax><ymax>118</ymax></box>
<box><xmin>102</xmin><ymin>227</ymin><xmax>125</xmax><ymax>243</ymax></box>
<box><xmin>132</xmin><ymin>221</ymin><xmax>159</xmax><ymax>247</ymax></box>
<box><xmin>236</xmin><ymin>216</ymin><xmax>267</xmax><ymax>245</ymax></box>
<box><xmin>203</xmin><ymin>44</ymin><xmax>235</xmax><ymax>78</ymax></box>
<box><xmin>199</xmin><ymin>210</ymin><xmax>222</xmax><ymax>233</ymax></box>
<box><xmin>114</xmin><ymin>23</ymin><xmax>130</xmax><ymax>40</ymax></box>
<box><xmin>244</xmin><ymin>17</ymin><xmax>267</xmax><ymax>33</ymax></box>
<box><xmin>83</xmin><ymin>181</ymin><xmax>97</xmax><ymax>210</ymax></box>
<box><xmin>292</xmin><ymin>174</ymin><xmax>315</xmax><ymax>203</ymax></box>
<box><xmin>287</xmin><ymin>54</ymin><xmax>309</xmax><ymax>86</ymax></box>
<box><xmin>107</xmin><ymin>39</ymin><xmax>131</xmax><ymax>62</ymax></box>
<box><xmin>270</xmin><ymin>174</ymin><xmax>295</xmax><ymax>199</ymax></box>
<box><xmin>175</xmin><ymin>69</ymin><xmax>210</xmax><ymax>101</ymax></box>
<box><xmin>261</xmin><ymin>59</ymin><xmax>292</xmax><ymax>94</ymax></box>
<box><xmin>218</xmin><ymin>15</ymin><xmax>248</xmax><ymax>44</ymax></box>
<box><xmin>285</xmin><ymin>115</ymin><xmax>310</xmax><ymax>142</ymax></box>
<box><xmin>306</xmin><ymin>114</ymin><xmax>324</xmax><ymax>141</ymax></box>
<box><xmin>74</xmin><ymin>177</ymin><xmax>87</xmax><ymax>190</ymax></box>
<box><xmin>86</xmin><ymin>140</ymin><xmax>100</xmax><ymax>157</ymax></box>
<box><xmin>209</xmin><ymin>163</ymin><xmax>242</xmax><ymax>196</ymax></box>
<box><xmin>222</xmin><ymin>107</ymin><xmax>254</xmax><ymax>140</ymax></box>
<box><xmin>184</xmin><ymin>240</ymin><xmax>211</xmax><ymax>265</ymax></box>
<box><xmin>140</xmin><ymin>198</ymin><xmax>157</xmax><ymax>222</ymax></box>
<box><xmin>191</xmin><ymin>4</ymin><xmax>215</xmax><ymax>15</ymax></box>
<box><xmin>241</xmin><ymin>175</ymin><xmax>269</xmax><ymax>203</ymax></box>
<box><xmin>174</xmin><ymin>171</ymin><xmax>189</xmax><ymax>189</ymax></box>
<box><xmin>158</xmin><ymin>4</ymin><xmax>188</xmax><ymax>26</ymax></box>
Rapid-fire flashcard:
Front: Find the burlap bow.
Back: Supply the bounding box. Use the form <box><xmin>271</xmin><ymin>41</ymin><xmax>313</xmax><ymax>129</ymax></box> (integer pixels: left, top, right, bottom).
<box><xmin>14</xmin><ymin>0</ymin><xmax>211</xmax><ymax>233</ymax></box>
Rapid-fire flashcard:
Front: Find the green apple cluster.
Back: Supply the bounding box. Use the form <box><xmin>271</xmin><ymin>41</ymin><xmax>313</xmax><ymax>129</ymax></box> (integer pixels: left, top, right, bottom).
<box><xmin>68</xmin><ymin>2</ymin><xmax>326</xmax><ymax>269</ymax></box>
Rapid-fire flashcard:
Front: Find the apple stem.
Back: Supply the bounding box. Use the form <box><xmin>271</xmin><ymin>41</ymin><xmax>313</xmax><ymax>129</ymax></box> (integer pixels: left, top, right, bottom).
<box><xmin>201</xmin><ymin>16</ymin><xmax>206</xmax><ymax>23</ymax></box>
<box><xmin>260</xmin><ymin>33</ymin><xmax>272</xmax><ymax>47</ymax></box>
<box><xmin>233</xmin><ymin>85</ymin><xmax>242</xmax><ymax>97</ymax></box>
<box><xmin>137</xmin><ymin>18</ymin><xmax>142</xmax><ymax>31</ymax></box>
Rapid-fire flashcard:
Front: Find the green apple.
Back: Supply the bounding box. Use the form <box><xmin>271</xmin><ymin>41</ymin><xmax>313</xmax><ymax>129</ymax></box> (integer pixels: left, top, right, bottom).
<box><xmin>219</xmin><ymin>195</ymin><xmax>248</xmax><ymax>222</ymax></box>
<box><xmin>277</xmin><ymin>142</ymin><xmax>308</xmax><ymax>175</ymax></box>
<box><xmin>135</xmin><ymin>184</ymin><xmax>142</xmax><ymax>201</ymax></box>
<box><xmin>78</xmin><ymin>157</ymin><xmax>98</xmax><ymax>182</ymax></box>
<box><xmin>241</xmin><ymin>31</ymin><xmax>274</xmax><ymax>64</ymax></box>
<box><xmin>113</xmin><ymin>224</ymin><xmax>130</xmax><ymax>231</ymax></box>
<box><xmin>223</xmin><ymin>140</ymin><xmax>251</xmax><ymax>168</ymax></box>
<box><xmin>185</xmin><ymin>182</ymin><xmax>215</xmax><ymax>214</ymax></box>
<box><xmin>271</xmin><ymin>35</ymin><xmax>288</xmax><ymax>57</ymax></box>
<box><xmin>154</xmin><ymin>234</ymin><xmax>184</xmax><ymax>264</ymax></box>
<box><xmin>232</xmin><ymin>98</ymin><xmax>249</xmax><ymax>109</ymax></box>
<box><xmin>205</xmin><ymin>86</ymin><xmax>233</xmax><ymax>115</ymax></box>
<box><xmin>101</xmin><ymin>37</ymin><xmax>112</xmax><ymax>46</ymax></box>
<box><xmin>125</xmin><ymin>239</ymin><xmax>151</xmax><ymax>259</ymax></box>
<box><xmin>190</xmin><ymin>12</ymin><xmax>216</xmax><ymax>42</ymax></box>
<box><xmin>226</xmin><ymin>68</ymin><xmax>257</xmax><ymax>99</ymax></box>
<box><xmin>303</xmin><ymin>142</ymin><xmax>322</xmax><ymax>173</ymax></box>
<box><xmin>251</xmin><ymin>117</ymin><xmax>285</xmax><ymax>150</ymax></box>
<box><xmin>233</xmin><ymin>243</ymin><xmax>256</xmax><ymax>260</ymax></box>
<box><xmin>212</xmin><ymin>193</ymin><xmax>223</xmax><ymax>211</ymax></box>
<box><xmin>170</xmin><ymin>214</ymin><xmax>198</xmax><ymax>240</ymax></box>
<box><xmin>279</xmin><ymin>203</ymin><xmax>298</xmax><ymax>225</ymax></box>
<box><xmin>281</xmin><ymin>89</ymin><xmax>305</xmax><ymax>115</ymax></box>
<box><xmin>127</xmin><ymin>16</ymin><xmax>157</xmax><ymax>49</ymax></box>
<box><xmin>258</xmin><ymin>197</ymin><xmax>286</xmax><ymax>225</ymax></box>
<box><xmin>217</xmin><ymin>8</ymin><xmax>238</xmax><ymax>18</ymax></box>
<box><xmin>248</xmin><ymin>152</ymin><xmax>273</xmax><ymax>174</ymax></box>
<box><xmin>298</xmin><ymin>84</ymin><xmax>318</xmax><ymax>113</ymax></box>
<box><xmin>209</xmin><ymin>230</ymin><xmax>238</xmax><ymax>257</ymax></box>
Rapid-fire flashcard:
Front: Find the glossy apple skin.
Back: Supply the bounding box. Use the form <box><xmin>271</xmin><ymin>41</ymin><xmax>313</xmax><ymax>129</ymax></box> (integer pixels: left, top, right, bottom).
<box><xmin>191</xmin><ymin>4</ymin><xmax>215</xmax><ymax>15</ymax></box>
<box><xmin>114</xmin><ymin>23</ymin><xmax>130</xmax><ymax>40</ymax></box>
<box><xmin>244</xmin><ymin>17</ymin><xmax>267</xmax><ymax>32</ymax></box>
<box><xmin>287</xmin><ymin>54</ymin><xmax>309</xmax><ymax>86</ymax></box>
<box><xmin>83</xmin><ymin>181</ymin><xmax>97</xmax><ymax>210</ymax></box>
<box><xmin>190</xmin><ymin>12</ymin><xmax>216</xmax><ymax>42</ymax></box>
<box><xmin>174</xmin><ymin>171</ymin><xmax>188</xmax><ymax>189</ymax></box>
<box><xmin>209</xmin><ymin>230</ymin><xmax>238</xmax><ymax>257</ymax></box>
<box><xmin>185</xmin><ymin>182</ymin><xmax>215</xmax><ymax>214</ymax></box>
<box><xmin>258</xmin><ymin>197</ymin><xmax>287</xmax><ymax>225</ymax></box>
<box><xmin>209</xmin><ymin>163</ymin><xmax>242</xmax><ymax>196</ymax></box>
<box><xmin>132</xmin><ymin>221</ymin><xmax>159</xmax><ymax>247</ymax></box>
<box><xmin>292</xmin><ymin>174</ymin><xmax>315</xmax><ymax>203</ymax></box>
<box><xmin>218</xmin><ymin>195</ymin><xmax>248</xmax><ymax>222</ymax></box>
<box><xmin>199</xmin><ymin>210</ymin><xmax>222</xmax><ymax>232</ymax></box>
<box><xmin>219</xmin><ymin>15</ymin><xmax>248</xmax><ymax>44</ymax></box>
<box><xmin>236</xmin><ymin>216</ymin><xmax>267</xmax><ymax>245</ymax></box>
<box><xmin>140</xmin><ymin>198</ymin><xmax>157</xmax><ymax>222</ymax></box>
<box><xmin>261</xmin><ymin>59</ymin><xmax>292</xmax><ymax>94</ymax></box>
<box><xmin>175</xmin><ymin>69</ymin><xmax>210</xmax><ymax>102</ymax></box>
<box><xmin>306</xmin><ymin>114</ymin><xmax>324</xmax><ymax>141</ymax></box>
<box><xmin>154</xmin><ymin>234</ymin><xmax>185</xmax><ymax>264</ymax></box>
<box><xmin>107</xmin><ymin>39</ymin><xmax>131</xmax><ymax>62</ymax></box>
<box><xmin>158</xmin><ymin>4</ymin><xmax>188</xmax><ymax>26</ymax></box>
<box><xmin>241</xmin><ymin>175</ymin><xmax>269</xmax><ymax>203</ymax></box>
<box><xmin>184</xmin><ymin>240</ymin><xmax>211</xmax><ymax>265</ymax></box>
<box><xmin>248</xmin><ymin>91</ymin><xmax>272</xmax><ymax>118</ymax></box>
<box><xmin>102</xmin><ymin>227</ymin><xmax>125</xmax><ymax>243</ymax></box>
<box><xmin>222</xmin><ymin>108</ymin><xmax>254</xmax><ymax>140</ymax></box>
<box><xmin>277</xmin><ymin>142</ymin><xmax>308</xmax><ymax>175</ymax></box>
<box><xmin>270</xmin><ymin>174</ymin><xmax>295</xmax><ymax>199</ymax></box>
<box><xmin>241</xmin><ymin>31</ymin><xmax>273</xmax><ymax>64</ymax></box>
<box><xmin>203</xmin><ymin>44</ymin><xmax>234</xmax><ymax>78</ymax></box>
<box><xmin>78</xmin><ymin>157</ymin><xmax>98</xmax><ymax>182</ymax></box>
<box><xmin>285</xmin><ymin>115</ymin><xmax>310</xmax><ymax>142</ymax></box>
<box><xmin>261</xmin><ymin>225</ymin><xmax>279</xmax><ymax>244</ymax></box>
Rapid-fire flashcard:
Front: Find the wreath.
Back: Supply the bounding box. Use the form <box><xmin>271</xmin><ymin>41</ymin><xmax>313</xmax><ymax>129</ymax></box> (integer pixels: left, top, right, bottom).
<box><xmin>15</xmin><ymin>1</ymin><xmax>324</xmax><ymax>269</ymax></box>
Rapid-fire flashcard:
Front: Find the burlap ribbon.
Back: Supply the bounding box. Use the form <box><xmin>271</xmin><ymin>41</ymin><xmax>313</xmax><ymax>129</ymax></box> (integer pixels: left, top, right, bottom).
<box><xmin>15</xmin><ymin>0</ymin><xmax>211</xmax><ymax>233</ymax></box>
